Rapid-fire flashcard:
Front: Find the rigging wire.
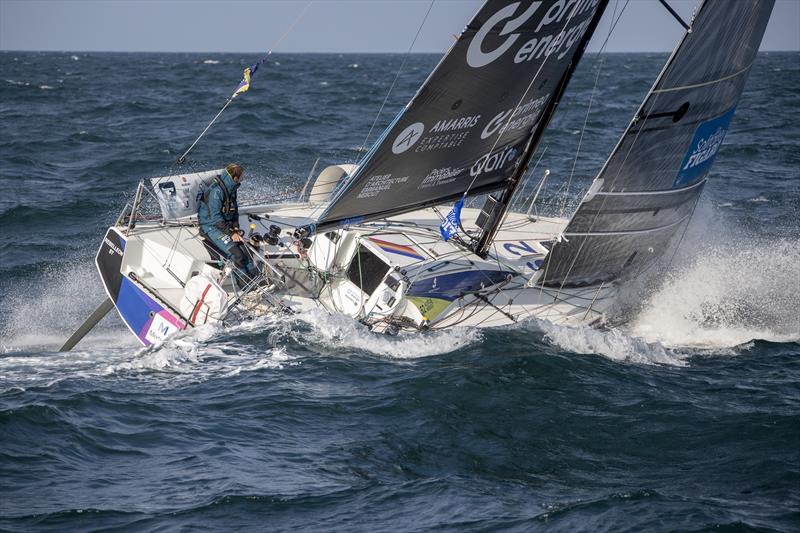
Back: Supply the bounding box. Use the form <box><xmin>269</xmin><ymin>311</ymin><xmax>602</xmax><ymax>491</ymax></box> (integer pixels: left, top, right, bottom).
<box><xmin>545</xmin><ymin>0</ymin><xmax>702</xmax><ymax>314</ymax></box>
<box><xmin>299</xmin><ymin>1</ymin><xmax>436</xmax><ymax>230</ymax></box>
<box><xmin>175</xmin><ymin>1</ymin><xmax>313</xmax><ymax>165</ymax></box>
<box><xmin>357</xmin><ymin>0</ymin><xmax>436</xmax><ymax>159</ymax></box>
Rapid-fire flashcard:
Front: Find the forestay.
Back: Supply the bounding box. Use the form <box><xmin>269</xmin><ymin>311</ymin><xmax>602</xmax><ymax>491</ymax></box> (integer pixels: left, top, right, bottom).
<box><xmin>541</xmin><ymin>0</ymin><xmax>774</xmax><ymax>287</ymax></box>
<box><xmin>316</xmin><ymin>0</ymin><xmax>608</xmax><ymax>231</ymax></box>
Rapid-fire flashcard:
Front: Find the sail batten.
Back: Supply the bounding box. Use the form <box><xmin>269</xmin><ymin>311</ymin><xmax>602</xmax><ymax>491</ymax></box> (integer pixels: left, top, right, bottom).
<box><xmin>314</xmin><ymin>0</ymin><xmax>609</xmax><ymax>233</ymax></box>
<box><xmin>541</xmin><ymin>0</ymin><xmax>775</xmax><ymax>288</ymax></box>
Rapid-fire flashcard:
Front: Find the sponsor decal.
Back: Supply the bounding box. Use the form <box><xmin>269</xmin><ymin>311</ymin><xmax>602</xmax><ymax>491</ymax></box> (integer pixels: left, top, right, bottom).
<box><xmin>470</xmin><ymin>146</ymin><xmax>518</xmax><ymax>177</ymax></box>
<box><xmin>368</xmin><ymin>237</ymin><xmax>425</xmax><ymax>260</ymax></box>
<box><xmin>144</xmin><ymin>310</ymin><xmax>182</xmax><ymax>344</ymax></box>
<box><xmin>103</xmin><ymin>236</ymin><xmax>124</xmax><ymax>257</ymax></box>
<box><xmin>419</xmin><ymin>167</ymin><xmax>464</xmax><ymax>189</ymax></box>
<box><xmin>357</xmin><ymin>174</ymin><xmax>410</xmax><ymax>199</ymax></box>
<box><xmin>392</xmin><ymin>122</ymin><xmax>425</xmax><ymax>154</ymax></box>
<box><xmin>414</xmin><ymin>131</ymin><xmax>470</xmax><ymax>153</ymax></box>
<box><xmin>430</xmin><ymin>115</ymin><xmax>480</xmax><ymax>133</ymax></box>
<box><xmin>407</xmin><ymin>270</ymin><xmax>515</xmax><ymax>302</ymax></box>
<box><xmin>114</xmin><ymin>277</ymin><xmax>185</xmax><ymax>347</ymax></box>
<box><xmin>466</xmin><ymin>0</ymin><xmax>600</xmax><ymax>68</ymax></box>
<box><xmin>481</xmin><ymin>95</ymin><xmax>549</xmax><ymax>139</ymax></box>
<box><xmin>408</xmin><ymin>114</ymin><xmax>481</xmax><ymax>154</ymax></box>
<box><xmin>503</xmin><ymin>240</ymin><xmax>545</xmax><ymax>271</ymax></box>
<box><xmin>467</xmin><ymin>2</ymin><xmax>543</xmax><ymax>68</ymax></box>
<box><xmin>514</xmin><ymin>14</ymin><xmax>594</xmax><ymax>63</ymax></box>
<box><xmin>674</xmin><ymin>107</ymin><xmax>736</xmax><ymax>187</ymax></box>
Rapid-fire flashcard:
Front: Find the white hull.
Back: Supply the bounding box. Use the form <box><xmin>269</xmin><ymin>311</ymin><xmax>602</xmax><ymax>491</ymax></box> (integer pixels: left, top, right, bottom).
<box><xmin>97</xmin><ymin>198</ymin><xmax>615</xmax><ymax>346</ymax></box>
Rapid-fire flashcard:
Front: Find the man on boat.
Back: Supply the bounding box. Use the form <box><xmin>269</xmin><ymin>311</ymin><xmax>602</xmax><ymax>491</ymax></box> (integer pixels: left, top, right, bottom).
<box><xmin>198</xmin><ymin>163</ymin><xmax>259</xmax><ymax>287</ymax></box>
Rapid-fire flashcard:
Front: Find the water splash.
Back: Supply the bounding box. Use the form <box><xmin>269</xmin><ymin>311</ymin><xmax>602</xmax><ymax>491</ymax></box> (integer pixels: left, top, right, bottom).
<box><xmin>290</xmin><ymin>309</ymin><xmax>481</xmax><ymax>359</ymax></box>
<box><xmin>0</xmin><ymin>260</ymin><xmax>134</xmax><ymax>354</ymax></box>
<box><xmin>627</xmin><ymin>238</ymin><xmax>800</xmax><ymax>348</ymax></box>
<box><xmin>526</xmin><ymin>318</ymin><xmax>689</xmax><ymax>366</ymax></box>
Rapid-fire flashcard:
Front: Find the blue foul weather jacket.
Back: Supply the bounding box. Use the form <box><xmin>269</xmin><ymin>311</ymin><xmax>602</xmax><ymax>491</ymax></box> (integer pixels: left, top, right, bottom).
<box><xmin>198</xmin><ymin>169</ymin><xmax>240</xmax><ymax>251</ymax></box>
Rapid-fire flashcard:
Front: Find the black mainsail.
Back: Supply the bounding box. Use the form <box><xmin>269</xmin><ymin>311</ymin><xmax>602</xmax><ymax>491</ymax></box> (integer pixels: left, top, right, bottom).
<box><xmin>540</xmin><ymin>0</ymin><xmax>774</xmax><ymax>288</ymax></box>
<box><xmin>313</xmin><ymin>0</ymin><xmax>608</xmax><ymax>232</ymax></box>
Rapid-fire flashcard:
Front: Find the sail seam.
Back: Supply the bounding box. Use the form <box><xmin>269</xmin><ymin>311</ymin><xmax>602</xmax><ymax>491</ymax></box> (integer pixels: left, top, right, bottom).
<box><xmin>651</xmin><ymin>61</ymin><xmax>754</xmax><ymax>93</ymax></box>
<box><xmin>595</xmin><ymin>178</ymin><xmax>706</xmax><ymax>196</ymax></box>
<box><xmin>564</xmin><ymin>212</ymin><xmax>692</xmax><ymax>236</ymax></box>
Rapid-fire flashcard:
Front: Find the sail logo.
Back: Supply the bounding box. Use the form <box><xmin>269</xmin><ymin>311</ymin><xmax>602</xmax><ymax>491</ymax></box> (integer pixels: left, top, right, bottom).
<box><xmin>430</xmin><ymin>115</ymin><xmax>480</xmax><ymax>133</ymax></box>
<box><xmin>470</xmin><ymin>147</ymin><xmax>518</xmax><ymax>177</ymax></box>
<box><xmin>144</xmin><ymin>312</ymin><xmax>180</xmax><ymax>344</ymax></box>
<box><xmin>674</xmin><ymin>107</ymin><xmax>736</xmax><ymax>187</ymax></box>
<box><xmin>466</xmin><ymin>0</ymin><xmax>600</xmax><ymax>68</ymax></box>
<box><xmin>419</xmin><ymin>167</ymin><xmax>464</xmax><ymax>189</ymax></box>
<box><xmin>467</xmin><ymin>2</ymin><xmax>542</xmax><ymax>68</ymax></box>
<box><xmin>481</xmin><ymin>94</ymin><xmax>548</xmax><ymax>139</ymax></box>
<box><xmin>392</xmin><ymin>122</ymin><xmax>425</xmax><ymax>154</ymax></box>
<box><xmin>481</xmin><ymin>109</ymin><xmax>514</xmax><ymax>139</ymax></box>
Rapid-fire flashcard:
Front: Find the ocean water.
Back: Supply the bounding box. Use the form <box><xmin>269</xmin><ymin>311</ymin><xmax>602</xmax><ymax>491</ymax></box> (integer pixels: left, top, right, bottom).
<box><xmin>1</xmin><ymin>50</ymin><xmax>798</xmax><ymax>531</ymax></box>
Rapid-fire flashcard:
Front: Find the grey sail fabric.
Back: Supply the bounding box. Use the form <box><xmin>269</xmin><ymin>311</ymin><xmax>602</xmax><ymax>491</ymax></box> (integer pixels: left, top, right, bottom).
<box><xmin>541</xmin><ymin>0</ymin><xmax>774</xmax><ymax>288</ymax></box>
<box><xmin>316</xmin><ymin>0</ymin><xmax>608</xmax><ymax>231</ymax></box>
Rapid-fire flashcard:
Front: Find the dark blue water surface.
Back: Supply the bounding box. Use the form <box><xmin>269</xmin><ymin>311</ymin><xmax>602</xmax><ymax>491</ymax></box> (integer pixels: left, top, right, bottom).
<box><xmin>1</xmin><ymin>50</ymin><xmax>798</xmax><ymax>531</ymax></box>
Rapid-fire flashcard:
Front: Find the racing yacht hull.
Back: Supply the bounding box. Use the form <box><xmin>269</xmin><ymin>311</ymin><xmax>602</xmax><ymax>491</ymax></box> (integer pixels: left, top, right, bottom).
<box><xmin>97</xmin><ymin>200</ymin><xmax>614</xmax><ymax>346</ymax></box>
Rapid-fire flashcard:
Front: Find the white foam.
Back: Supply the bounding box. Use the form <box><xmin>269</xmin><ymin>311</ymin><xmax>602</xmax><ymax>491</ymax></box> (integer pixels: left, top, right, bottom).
<box><xmin>529</xmin><ymin>318</ymin><xmax>688</xmax><ymax>366</ymax></box>
<box><xmin>103</xmin><ymin>322</ymin><xmax>296</xmax><ymax>380</ymax></box>
<box><xmin>627</xmin><ymin>239</ymin><xmax>800</xmax><ymax>348</ymax></box>
<box><xmin>290</xmin><ymin>309</ymin><xmax>481</xmax><ymax>359</ymax></box>
<box><xmin>202</xmin><ymin>59</ymin><xmax>220</xmax><ymax>64</ymax></box>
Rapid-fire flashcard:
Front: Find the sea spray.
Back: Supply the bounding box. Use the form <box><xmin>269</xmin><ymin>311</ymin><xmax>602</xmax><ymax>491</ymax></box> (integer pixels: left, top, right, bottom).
<box><xmin>628</xmin><ymin>238</ymin><xmax>800</xmax><ymax>348</ymax></box>
<box><xmin>0</xmin><ymin>259</ymin><xmax>132</xmax><ymax>353</ymax></box>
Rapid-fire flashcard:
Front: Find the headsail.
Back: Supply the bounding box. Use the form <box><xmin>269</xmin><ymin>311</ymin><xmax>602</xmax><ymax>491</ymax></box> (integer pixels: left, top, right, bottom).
<box><xmin>314</xmin><ymin>0</ymin><xmax>608</xmax><ymax>231</ymax></box>
<box><xmin>540</xmin><ymin>0</ymin><xmax>774</xmax><ymax>288</ymax></box>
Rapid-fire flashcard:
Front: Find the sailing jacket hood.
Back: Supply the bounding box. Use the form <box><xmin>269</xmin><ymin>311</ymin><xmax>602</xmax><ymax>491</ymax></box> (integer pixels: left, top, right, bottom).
<box><xmin>198</xmin><ymin>169</ymin><xmax>240</xmax><ymax>233</ymax></box>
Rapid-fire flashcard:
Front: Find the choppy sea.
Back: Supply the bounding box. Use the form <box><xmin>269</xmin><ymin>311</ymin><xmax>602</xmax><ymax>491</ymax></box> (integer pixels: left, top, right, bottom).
<box><xmin>1</xmin><ymin>50</ymin><xmax>798</xmax><ymax>531</ymax></box>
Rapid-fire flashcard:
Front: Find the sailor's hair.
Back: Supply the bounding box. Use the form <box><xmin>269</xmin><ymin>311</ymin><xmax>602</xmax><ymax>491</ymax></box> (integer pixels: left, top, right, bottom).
<box><xmin>226</xmin><ymin>163</ymin><xmax>243</xmax><ymax>179</ymax></box>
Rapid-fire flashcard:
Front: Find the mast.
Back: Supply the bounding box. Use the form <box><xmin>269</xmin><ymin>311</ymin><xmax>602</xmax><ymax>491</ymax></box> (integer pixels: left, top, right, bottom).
<box><xmin>472</xmin><ymin>0</ymin><xmax>609</xmax><ymax>257</ymax></box>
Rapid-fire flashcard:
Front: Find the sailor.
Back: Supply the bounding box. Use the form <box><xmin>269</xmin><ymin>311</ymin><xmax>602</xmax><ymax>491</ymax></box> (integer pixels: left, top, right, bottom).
<box><xmin>198</xmin><ymin>163</ymin><xmax>259</xmax><ymax>287</ymax></box>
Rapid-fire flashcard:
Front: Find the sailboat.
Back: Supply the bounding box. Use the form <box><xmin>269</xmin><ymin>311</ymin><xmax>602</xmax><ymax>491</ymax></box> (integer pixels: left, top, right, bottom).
<box><xmin>61</xmin><ymin>0</ymin><xmax>774</xmax><ymax>350</ymax></box>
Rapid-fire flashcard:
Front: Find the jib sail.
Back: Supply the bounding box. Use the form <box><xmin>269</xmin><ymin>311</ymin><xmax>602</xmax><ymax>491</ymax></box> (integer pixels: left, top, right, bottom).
<box><xmin>315</xmin><ymin>0</ymin><xmax>608</xmax><ymax>231</ymax></box>
<box><xmin>540</xmin><ymin>0</ymin><xmax>774</xmax><ymax>288</ymax></box>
